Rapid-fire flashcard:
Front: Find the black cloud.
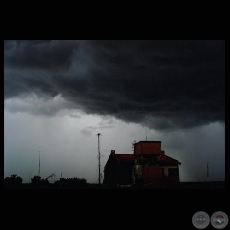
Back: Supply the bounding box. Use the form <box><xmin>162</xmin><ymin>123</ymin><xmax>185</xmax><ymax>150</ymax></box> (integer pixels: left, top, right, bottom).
<box><xmin>4</xmin><ymin>40</ymin><xmax>225</xmax><ymax>131</ymax></box>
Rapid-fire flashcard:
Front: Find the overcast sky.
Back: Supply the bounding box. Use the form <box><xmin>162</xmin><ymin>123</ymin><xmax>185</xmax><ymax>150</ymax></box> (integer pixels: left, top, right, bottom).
<box><xmin>4</xmin><ymin>40</ymin><xmax>225</xmax><ymax>184</ymax></box>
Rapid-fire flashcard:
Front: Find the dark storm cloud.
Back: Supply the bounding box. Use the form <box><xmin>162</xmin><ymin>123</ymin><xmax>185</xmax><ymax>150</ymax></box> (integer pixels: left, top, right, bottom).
<box><xmin>4</xmin><ymin>40</ymin><xmax>79</xmax><ymax>70</ymax></box>
<box><xmin>4</xmin><ymin>40</ymin><xmax>225</xmax><ymax>130</ymax></box>
<box><xmin>4</xmin><ymin>40</ymin><xmax>80</xmax><ymax>99</ymax></box>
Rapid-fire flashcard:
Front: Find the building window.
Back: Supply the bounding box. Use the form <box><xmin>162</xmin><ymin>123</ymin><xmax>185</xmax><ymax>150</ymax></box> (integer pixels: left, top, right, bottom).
<box><xmin>168</xmin><ymin>168</ymin><xmax>178</xmax><ymax>176</ymax></box>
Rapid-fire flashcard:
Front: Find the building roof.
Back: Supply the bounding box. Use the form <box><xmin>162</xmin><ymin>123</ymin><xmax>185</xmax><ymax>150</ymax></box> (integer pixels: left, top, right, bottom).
<box><xmin>139</xmin><ymin>151</ymin><xmax>165</xmax><ymax>155</ymax></box>
<box><xmin>134</xmin><ymin>141</ymin><xmax>161</xmax><ymax>145</ymax></box>
<box><xmin>157</xmin><ymin>155</ymin><xmax>181</xmax><ymax>165</ymax></box>
<box><xmin>106</xmin><ymin>148</ymin><xmax>181</xmax><ymax>168</ymax></box>
<box><xmin>112</xmin><ymin>153</ymin><xmax>134</xmax><ymax>163</ymax></box>
<box><xmin>104</xmin><ymin>153</ymin><xmax>134</xmax><ymax>170</ymax></box>
<box><xmin>134</xmin><ymin>141</ymin><xmax>161</xmax><ymax>144</ymax></box>
<box><xmin>109</xmin><ymin>153</ymin><xmax>180</xmax><ymax>165</ymax></box>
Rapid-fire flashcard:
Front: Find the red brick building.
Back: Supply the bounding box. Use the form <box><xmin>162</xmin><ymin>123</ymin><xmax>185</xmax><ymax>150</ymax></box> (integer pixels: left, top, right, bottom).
<box><xmin>103</xmin><ymin>141</ymin><xmax>181</xmax><ymax>188</ymax></box>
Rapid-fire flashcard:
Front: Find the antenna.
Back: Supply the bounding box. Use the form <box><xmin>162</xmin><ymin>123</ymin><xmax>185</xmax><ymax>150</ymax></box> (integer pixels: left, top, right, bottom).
<box><xmin>38</xmin><ymin>148</ymin><xmax>41</xmax><ymax>177</ymax></box>
<box><xmin>97</xmin><ymin>133</ymin><xmax>102</xmax><ymax>187</ymax></box>
<box><xmin>145</xmin><ymin>129</ymin><xmax>147</xmax><ymax>141</ymax></box>
<box><xmin>207</xmin><ymin>162</ymin><xmax>210</xmax><ymax>182</ymax></box>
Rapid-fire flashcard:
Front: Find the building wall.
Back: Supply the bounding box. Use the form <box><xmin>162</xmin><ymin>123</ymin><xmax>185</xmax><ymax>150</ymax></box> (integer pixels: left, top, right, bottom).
<box><xmin>142</xmin><ymin>166</ymin><xmax>162</xmax><ymax>184</ymax></box>
<box><xmin>104</xmin><ymin>155</ymin><xmax>134</xmax><ymax>187</ymax></box>
<box><xmin>162</xmin><ymin>166</ymin><xmax>177</xmax><ymax>176</ymax></box>
<box><xmin>134</xmin><ymin>141</ymin><xmax>163</xmax><ymax>155</ymax></box>
<box><xmin>134</xmin><ymin>165</ymin><xmax>180</xmax><ymax>185</ymax></box>
<box><xmin>103</xmin><ymin>156</ymin><xmax>119</xmax><ymax>187</ymax></box>
<box><xmin>119</xmin><ymin>163</ymin><xmax>134</xmax><ymax>185</ymax></box>
<box><xmin>162</xmin><ymin>166</ymin><xmax>179</xmax><ymax>182</ymax></box>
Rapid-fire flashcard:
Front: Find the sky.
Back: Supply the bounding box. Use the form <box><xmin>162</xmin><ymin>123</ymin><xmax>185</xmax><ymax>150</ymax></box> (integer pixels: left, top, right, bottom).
<box><xmin>4</xmin><ymin>40</ymin><xmax>225</xmax><ymax>184</ymax></box>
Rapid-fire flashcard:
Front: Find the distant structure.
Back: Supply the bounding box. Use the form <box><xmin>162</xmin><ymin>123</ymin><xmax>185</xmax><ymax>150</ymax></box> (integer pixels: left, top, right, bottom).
<box><xmin>38</xmin><ymin>149</ymin><xmax>41</xmax><ymax>177</ymax></box>
<box><xmin>103</xmin><ymin>140</ymin><xmax>181</xmax><ymax>188</ymax></box>
<box><xmin>207</xmin><ymin>162</ymin><xmax>210</xmax><ymax>182</ymax></box>
<box><xmin>97</xmin><ymin>133</ymin><xmax>102</xmax><ymax>187</ymax></box>
<box><xmin>46</xmin><ymin>173</ymin><xmax>56</xmax><ymax>183</ymax></box>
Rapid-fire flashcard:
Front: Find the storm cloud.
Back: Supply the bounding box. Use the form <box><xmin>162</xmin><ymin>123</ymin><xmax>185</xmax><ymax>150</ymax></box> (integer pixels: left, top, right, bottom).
<box><xmin>4</xmin><ymin>40</ymin><xmax>225</xmax><ymax>131</ymax></box>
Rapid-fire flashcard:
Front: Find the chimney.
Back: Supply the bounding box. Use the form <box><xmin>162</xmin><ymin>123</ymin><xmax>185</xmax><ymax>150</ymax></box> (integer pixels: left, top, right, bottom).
<box><xmin>111</xmin><ymin>150</ymin><xmax>115</xmax><ymax>154</ymax></box>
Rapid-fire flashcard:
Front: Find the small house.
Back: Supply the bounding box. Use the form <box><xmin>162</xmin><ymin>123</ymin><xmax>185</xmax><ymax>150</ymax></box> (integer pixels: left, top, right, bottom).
<box><xmin>103</xmin><ymin>141</ymin><xmax>181</xmax><ymax>188</ymax></box>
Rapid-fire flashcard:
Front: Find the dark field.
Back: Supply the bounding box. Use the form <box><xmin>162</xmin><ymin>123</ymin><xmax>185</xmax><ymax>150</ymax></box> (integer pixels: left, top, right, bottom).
<box><xmin>4</xmin><ymin>181</ymin><xmax>225</xmax><ymax>189</ymax></box>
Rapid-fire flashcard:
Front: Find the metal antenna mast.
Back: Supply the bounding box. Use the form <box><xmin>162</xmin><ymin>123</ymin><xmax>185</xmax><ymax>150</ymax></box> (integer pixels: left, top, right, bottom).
<box><xmin>97</xmin><ymin>133</ymin><xmax>101</xmax><ymax>187</ymax></box>
<box><xmin>38</xmin><ymin>149</ymin><xmax>41</xmax><ymax>177</ymax></box>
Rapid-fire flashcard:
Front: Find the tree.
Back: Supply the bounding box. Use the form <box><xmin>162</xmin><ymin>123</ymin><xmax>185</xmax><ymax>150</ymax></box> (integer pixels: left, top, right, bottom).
<box><xmin>31</xmin><ymin>176</ymin><xmax>41</xmax><ymax>184</ymax></box>
<box><xmin>54</xmin><ymin>177</ymin><xmax>89</xmax><ymax>188</ymax></box>
<box><xmin>4</xmin><ymin>174</ymin><xmax>23</xmax><ymax>188</ymax></box>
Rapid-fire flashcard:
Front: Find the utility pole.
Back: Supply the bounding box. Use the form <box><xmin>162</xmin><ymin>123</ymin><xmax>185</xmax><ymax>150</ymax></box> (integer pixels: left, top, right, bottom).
<box><xmin>38</xmin><ymin>149</ymin><xmax>41</xmax><ymax>177</ymax></box>
<box><xmin>145</xmin><ymin>129</ymin><xmax>147</xmax><ymax>141</ymax></box>
<box><xmin>60</xmin><ymin>172</ymin><xmax>62</xmax><ymax>188</ymax></box>
<box><xmin>97</xmin><ymin>133</ymin><xmax>101</xmax><ymax>188</ymax></box>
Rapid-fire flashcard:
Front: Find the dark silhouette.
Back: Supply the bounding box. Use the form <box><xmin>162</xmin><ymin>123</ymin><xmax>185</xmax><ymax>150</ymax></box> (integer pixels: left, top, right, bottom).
<box><xmin>4</xmin><ymin>174</ymin><xmax>89</xmax><ymax>189</ymax></box>
<box><xmin>4</xmin><ymin>174</ymin><xmax>23</xmax><ymax>188</ymax></box>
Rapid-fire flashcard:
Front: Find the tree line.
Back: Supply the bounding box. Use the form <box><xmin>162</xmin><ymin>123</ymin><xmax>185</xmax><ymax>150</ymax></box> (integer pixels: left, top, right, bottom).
<box><xmin>4</xmin><ymin>174</ymin><xmax>90</xmax><ymax>189</ymax></box>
